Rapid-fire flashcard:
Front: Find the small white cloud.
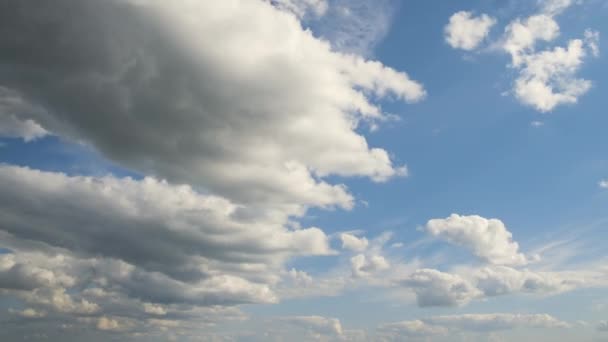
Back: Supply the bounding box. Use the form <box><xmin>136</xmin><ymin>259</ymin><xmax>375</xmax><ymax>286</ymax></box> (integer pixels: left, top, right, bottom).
<box><xmin>425</xmin><ymin>214</ymin><xmax>528</xmax><ymax>266</ymax></box>
<box><xmin>340</xmin><ymin>233</ymin><xmax>369</xmax><ymax>252</ymax></box>
<box><xmin>599</xmin><ymin>180</ymin><xmax>608</xmax><ymax>189</ymax></box>
<box><xmin>445</xmin><ymin>11</ymin><xmax>496</xmax><ymax>50</ymax></box>
<box><xmin>351</xmin><ymin>254</ymin><xmax>390</xmax><ymax>278</ymax></box>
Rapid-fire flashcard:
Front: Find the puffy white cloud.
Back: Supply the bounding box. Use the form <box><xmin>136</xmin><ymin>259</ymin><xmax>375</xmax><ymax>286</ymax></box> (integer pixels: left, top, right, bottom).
<box><xmin>503</xmin><ymin>14</ymin><xmax>561</xmax><ymax>65</ymax></box>
<box><xmin>445</xmin><ymin>11</ymin><xmax>496</xmax><ymax>50</ymax></box>
<box><xmin>340</xmin><ymin>233</ymin><xmax>369</xmax><ymax>252</ymax></box>
<box><xmin>0</xmin><ymin>164</ymin><xmax>340</xmax><ymax>337</ymax></box>
<box><xmin>500</xmin><ymin>3</ymin><xmax>599</xmax><ymax>112</ymax></box>
<box><xmin>599</xmin><ymin>180</ymin><xmax>608</xmax><ymax>189</ymax></box>
<box><xmin>425</xmin><ymin>214</ymin><xmax>528</xmax><ymax>266</ymax></box>
<box><xmin>0</xmin><ymin>0</ymin><xmax>424</xmax><ymax>220</ymax></box>
<box><xmin>350</xmin><ymin>254</ymin><xmax>390</xmax><ymax>278</ymax></box>
<box><xmin>513</xmin><ymin>36</ymin><xmax>598</xmax><ymax>112</ymax></box>
<box><xmin>0</xmin><ymin>166</ymin><xmax>332</xmax><ymax>282</ymax></box>
<box><xmin>448</xmin><ymin>0</ymin><xmax>598</xmax><ymax>112</ymax></box>
<box><xmin>400</xmin><ymin>269</ymin><xmax>480</xmax><ymax>307</ymax></box>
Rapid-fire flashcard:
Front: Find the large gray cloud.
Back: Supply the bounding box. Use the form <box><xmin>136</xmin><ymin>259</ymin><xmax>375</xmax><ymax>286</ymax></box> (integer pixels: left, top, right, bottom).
<box><xmin>0</xmin><ymin>0</ymin><xmax>424</xmax><ymax>219</ymax></box>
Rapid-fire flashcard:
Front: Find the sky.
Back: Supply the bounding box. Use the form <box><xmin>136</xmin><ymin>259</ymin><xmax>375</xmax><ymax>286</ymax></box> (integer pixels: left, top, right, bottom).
<box><xmin>1</xmin><ymin>0</ymin><xmax>608</xmax><ymax>341</ymax></box>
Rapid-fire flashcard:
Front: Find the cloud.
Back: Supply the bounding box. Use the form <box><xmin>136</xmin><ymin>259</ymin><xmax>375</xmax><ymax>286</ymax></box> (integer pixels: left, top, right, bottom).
<box><xmin>378</xmin><ymin>313</ymin><xmax>568</xmax><ymax>340</ymax></box>
<box><xmin>270</xmin><ymin>0</ymin><xmax>329</xmax><ymax>18</ymax></box>
<box><xmin>0</xmin><ymin>0</ymin><xmax>424</xmax><ymax>222</ymax></box>
<box><xmin>312</xmin><ymin>0</ymin><xmax>399</xmax><ymax>56</ymax></box>
<box><xmin>350</xmin><ymin>254</ymin><xmax>390</xmax><ymax>278</ymax></box>
<box><xmin>512</xmin><ymin>34</ymin><xmax>598</xmax><ymax>112</ymax></box>
<box><xmin>425</xmin><ymin>214</ymin><xmax>528</xmax><ymax>266</ymax></box>
<box><xmin>400</xmin><ymin>268</ymin><xmax>480</xmax><ymax>307</ymax></box>
<box><xmin>447</xmin><ymin>0</ymin><xmax>599</xmax><ymax>112</ymax></box>
<box><xmin>424</xmin><ymin>313</ymin><xmax>569</xmax><ymax>331</ymax></box>
<box><xmin>340</xmin><ymin>233</ymin><xmax>369</xmax><ymax>252</ymax></box>
<box><xmin>501</xmin><ymin>1</ymin><xmax>599</xmax><ymax>112</ymax></box>
<box><xmin>599</xmin><ymin>320</ymin><xmax>608</xmax><ymax>332</ymax></box>
<box><xmin>599</xmin><ymin>180</ymin><xmax>608</xmax><ymax>189</ymax></box>
<box><xmin>377</xmin><ymin>320</ymin><xmax>447</xmax><ymax>339</ymax></box>
<box><xmin>282</xmin><ymin>315</ymin><xmax>344</xmax><ymax>336</ymax></box>
<box><xmin>474</xmin><ymin>266</ymin><xmax>580</xmax><ymax>296</ymax></box>
<box><xmin>0</xmin><ymin>165</ymin><xmax>341</xmax><ymax>337</ymax></box>
<box><xmin>445</xmin><ymin>11</ymin><xmax>496</xmax><ymax>50</ymax></box>
<box><xmin>10</xmin><ymin>308</ymin><xmax>47</xmax><ymax>319</ymax></box>
<box><xmin>0</xmin><ymin>87</ymin><xmax>48</xmax><ymax>141</ymax></box>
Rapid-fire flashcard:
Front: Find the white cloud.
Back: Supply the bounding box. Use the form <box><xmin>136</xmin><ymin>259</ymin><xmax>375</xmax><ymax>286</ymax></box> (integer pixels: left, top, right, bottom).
<box><xmin>599</xmin><ymin>320</ymin><xmax>608</xmax><ymax>332</ymax></box>
<box><xmin>474</xmin><ymin>266</ymin><xmax>580</xmax><ymax>296</ymax></box>
<box><xmin>503</xmin><ymin>15</ymin><xmax>561</xmax><ymax>66</ymax></box>
<box><xmin>350</xmin><ymin>254</ymin><xmax>390</xmax><ymax>278</ymax></box>
<box><xmin>340</xmin><ymin>233</ymin><xmax>369</xmax><ymax>252</ymax></box>
<box><xmin>541</xmin><ymin>0</ymin><xmax>580</xmax><ymax>16</ymax></box>
<box><xmin>445</xmin><ymin>11</ymin><xmax>496</xmax><ymax>50</ymax></box>
<box><xmin>600</xmin><ymin>180</ymin><xmax>608</xmax><ymax>189</ymax></box>
<box><xmin>0</xmin><ymin>0</ymin><xmax>424</xmax><ymax>222</ymax></box>
<box><xmin>448</xmin><ymin>0</ymin><xmax>598</xmax><ymax>112</ymax></box>
<box><xmin>0</xmin><ymin>164</ymin><xmax>341</xmax><ymax>334</ymax></box>
<box><xmin>400</xmin><ymin>268</ymin><xmax>480</xmax><ymax>307</ymax></box>
<box><xmin>500</xmin><ymin>4</ymin><xmax>599</xmax><ymax>112</ymax></box>
<box><xmin>512</xmin><ymin>36</ymin><xmax>598</xmax><ymax>112</ymax></box>
<box><xmin>425</xmin><ymin>214</ymin><xmax>528</xmax><ymax>266</ymax></box>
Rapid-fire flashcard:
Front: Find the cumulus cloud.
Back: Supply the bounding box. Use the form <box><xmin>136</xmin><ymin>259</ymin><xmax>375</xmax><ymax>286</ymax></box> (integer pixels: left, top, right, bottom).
<box><xmin>350</xmin><ymin>254</ymin><xmax>390</xmax><ymax>278</ymax></box>
<box><xmin>340</xmin><ymin>233</ymin><xmax>369</xmax><ymax>252</ymax></box>
<box><xmin>400</xmin><ymin>269</ymin><xmax>480</xmax><ymax>307</ymax></box>
<box><xmin>599</xmin><ymin>180</ymin><xmax>608</xmax><ymax>189</ymax></box>
<box><xmin>425</xmin><ymin>214</ymin><xmax>528</xmax><ymax>266</ymax></box>
<box><xmin>445</xmin><ymin>11</ymin><xmax>496</xmax><ymax>50</ymax></box>
<box><xmin>447</xmin><ymin>0</ymin><xmax>599</xmax><ymax>112</ymax></box>
<box><xmin>474</xmin><ymin>266</ymin><xmax>581</xmax><ymax>296</ymax></box>
<box><xmin>512</xmin><ymin>34</ymin><xmax>598</xmax><ymax>112</ymax></box>
<box><xmin>0</xmin><ymin>0</ymin><xmax>424</xmax><ymax>222</ymax></box>
<box><xmin>0</xmin><ymin>165</ymin><xmax>339</xmax><ymax>337</ymax></box>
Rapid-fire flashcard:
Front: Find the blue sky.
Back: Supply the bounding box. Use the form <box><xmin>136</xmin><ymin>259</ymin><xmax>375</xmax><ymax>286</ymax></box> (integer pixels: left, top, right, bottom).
<box><xmin>1</xmin><ymin>0</ymin><xmax>608</xmax><ymax>341</ymax></box>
